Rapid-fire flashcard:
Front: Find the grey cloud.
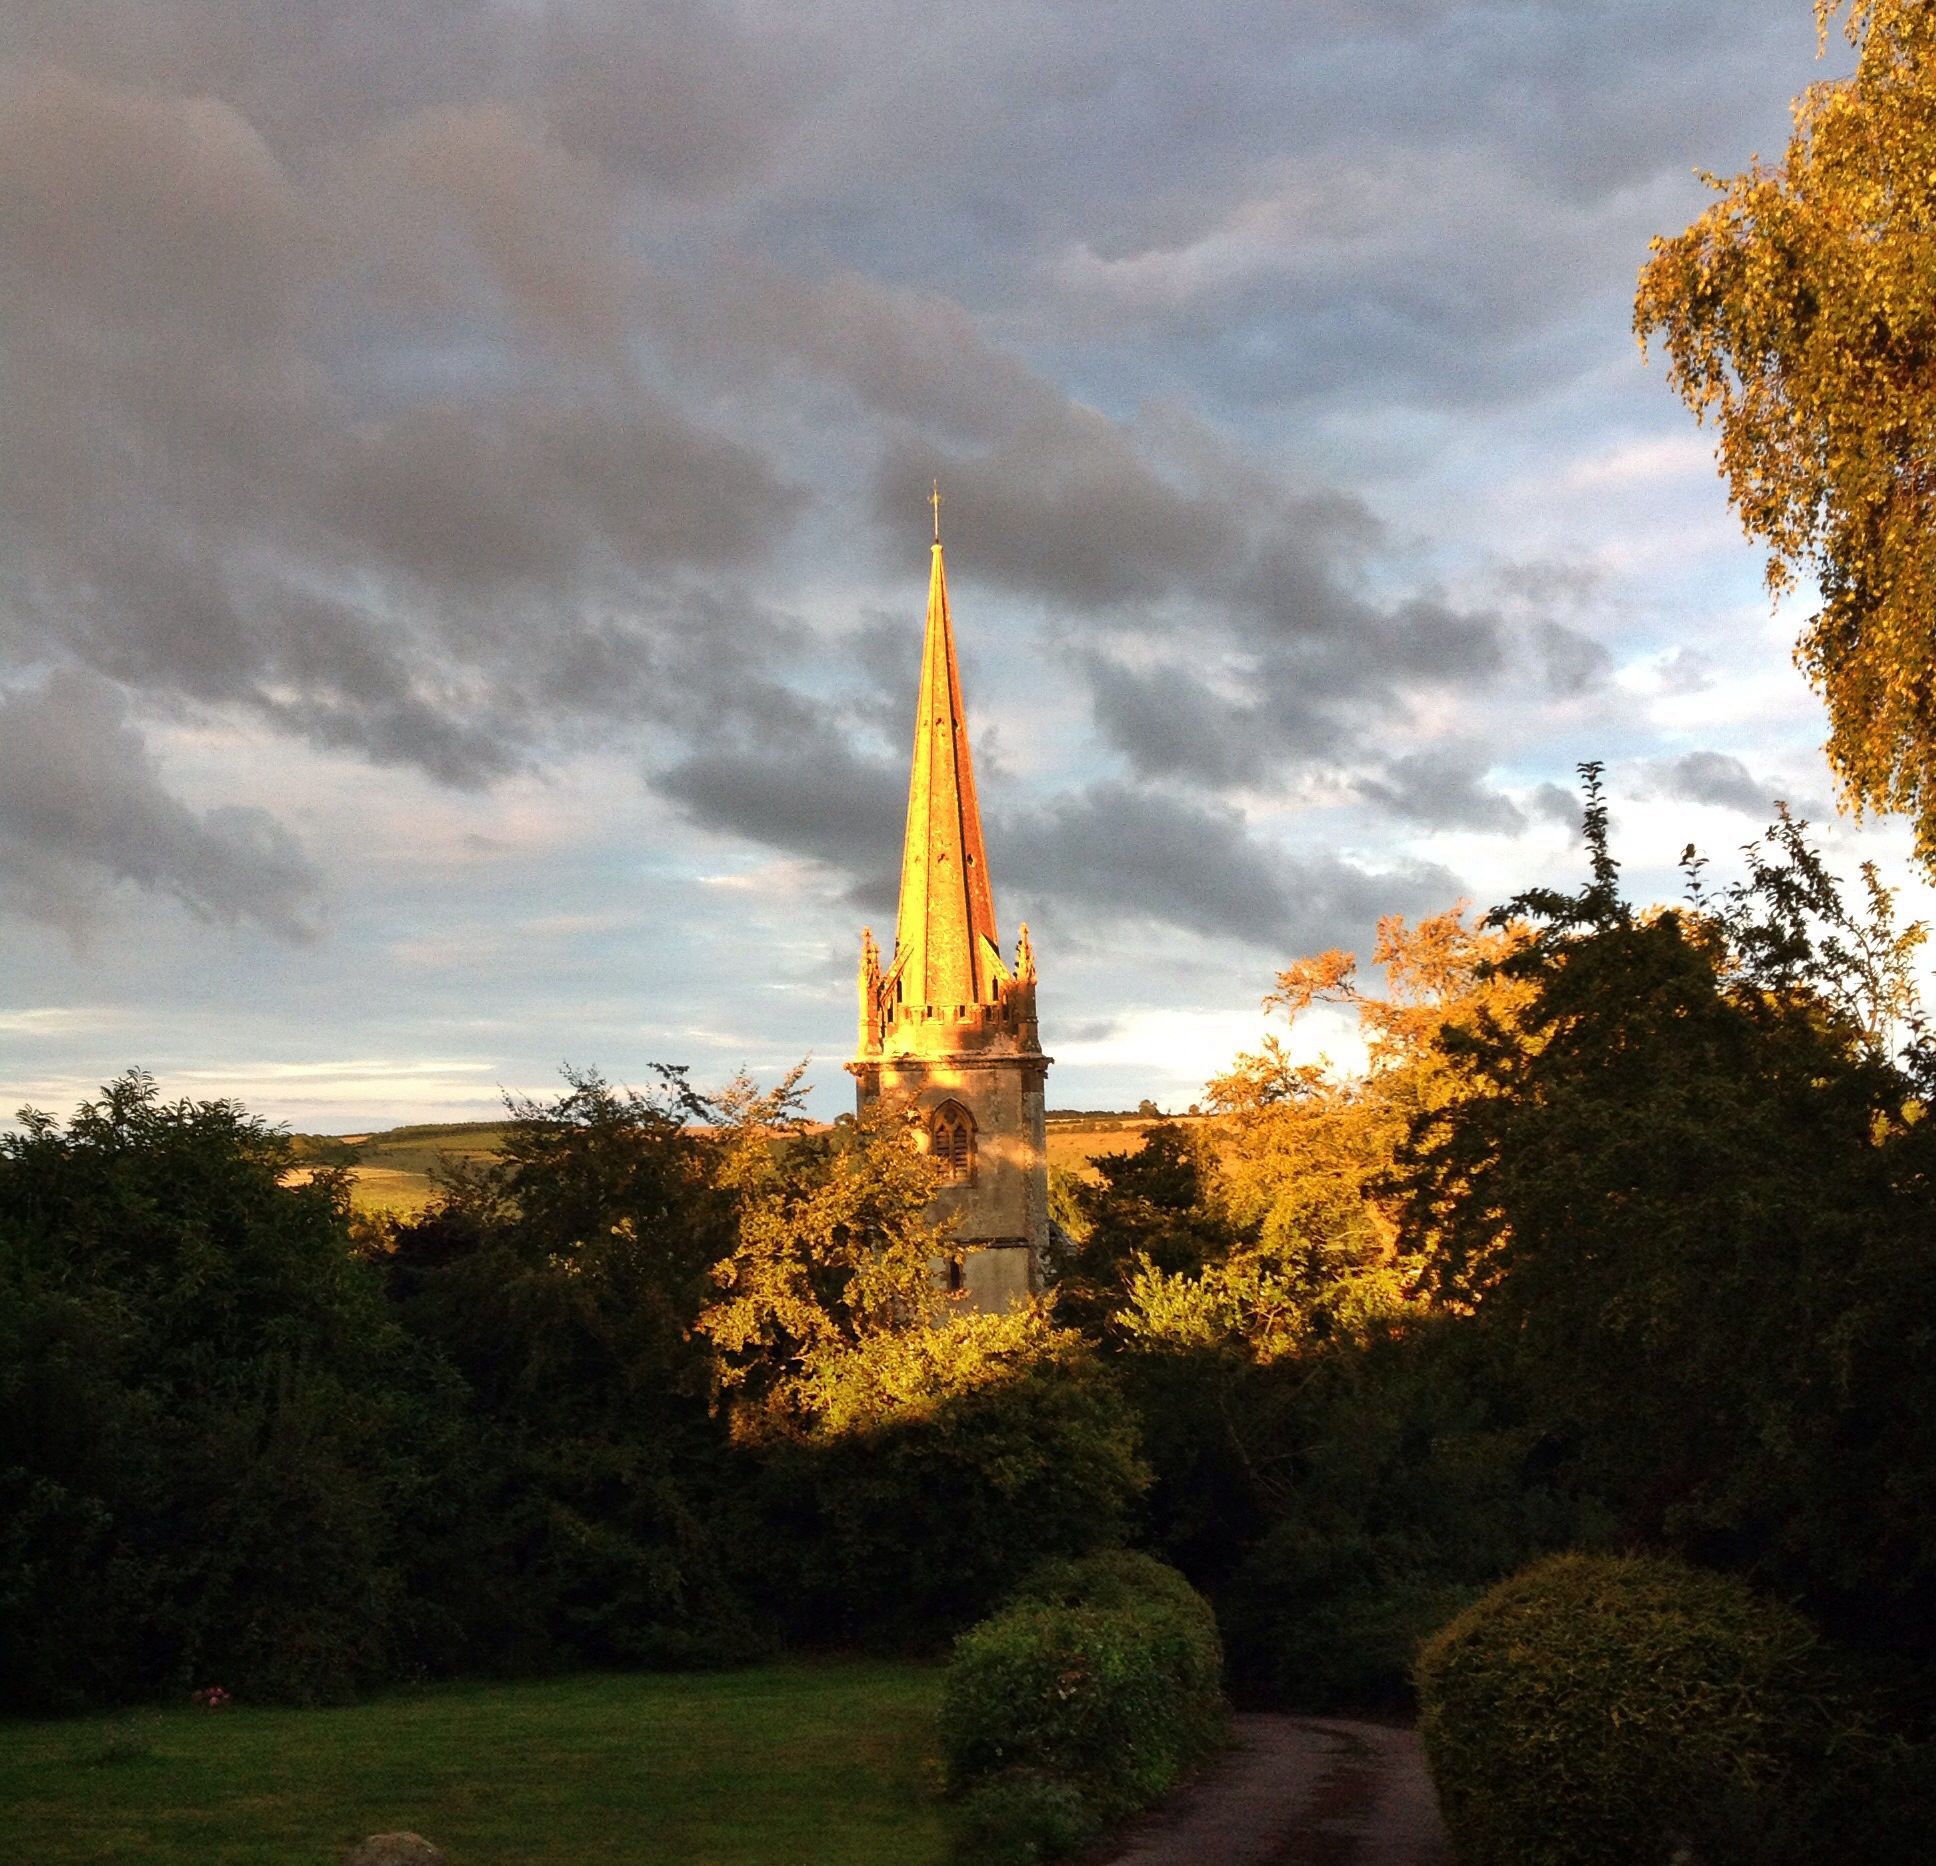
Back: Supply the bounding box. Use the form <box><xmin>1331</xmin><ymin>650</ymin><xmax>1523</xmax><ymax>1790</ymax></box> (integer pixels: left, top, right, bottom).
<box><xmin>1531</xmin><ymin>620</ymin><xmax>1613</xmax><ymax>697</ymax></box>
<box><xmin>1651</xmin><ymin>752</ymin><xmax>1816</xmax><ymax>821</ymax></box>
<box><xmin>1083</xmin><ymin>658</ymin><xmax>1279</xmax><ymax>790</ymax></box>
<box><xmin>1002</xmin><ymin>781</ymin><xmax>1459</xmax><ymax>951</ymax></box>
<box><xmin>538</xmin><ymin>1</ymin><xmax>813</xmax><ymax>198</ymax></box>
<box><xmin>648</xmin><ymin>665</ymin><xmax>1453</xmax><ymax>953</ymax></box>
<box><xmin>1361</xmin><ymin>749</ymin><xmax>1526</xmax><ymax>835</ymax></box>
<box><xmin>0</xmin><ymin>0</ymin><xmax>1831</xmax><ymax>973</ymax></box>
<box><xmin>1061</xmin><ymin>1016</ymin><xmax>1124</xmax><ymax>1044</ymax></box>
<box><xmin>720</xmin><ymin>0</ymin><xmax>1816</xmax><ymax>416</ymax></box>
<box><xmin>0</xmin><ymin>58</ymin><xmax>804</xmax><ymax>790</ymax></box>
<box><xmin>0</xmin><ymin>60</ymin><xmax>307</xmax><ymax>351</ymax></box>
<box><xmin>876</xmin><ymin>412</ymin><xmax>1235</xmax><ymax>609</ymax></box>
<box><xmin>646</xmin><ymin>258</ymin><xmax>1060</xmax><ymax>444</ymax></box>
<box><xmin>327</xmin><ymin>101</ymin><xmax>638</xmax><ymax>354</ymax></box>
<box><xmin>656</xmin><ymin>717</ymin><xmax>905</xmax><ymax>882</ymax></box>
<box><xmin>0</xmin><ymin>670</ymin><xmax>321</xmax><ymax>938</ymax></box>
<box><xmin>859</xmin><ymin>399</ymin><xmax>1516</xmax><ymax>796</ymax></box>
<box><xmin>326</xmin><ymin>393</ymin><xmax>793</xmax><ymax>589</ymax></box>
<box><xmin>1001</xmin><ymin>783</ymin><xmax>1292</xmax><ymax>945</ymax></box>
<box><xmin>6</xmin><ymin>1</ymin><xmax>812</xmax><ymax>196</ymax></box>
<box><xmin>1531</xmin><ymin>781</ymin><xmax>1584</xmax><ymax>829</ymax></box>
<box><xmin>869</xmin><ymin>409</ymin><xmax>1518</xmax><ymax>795</ymax></box>
<box><xmin>1657</xmin><ymin>648</ymin><xmax>1715</xmax><ymax>694</ymax></box>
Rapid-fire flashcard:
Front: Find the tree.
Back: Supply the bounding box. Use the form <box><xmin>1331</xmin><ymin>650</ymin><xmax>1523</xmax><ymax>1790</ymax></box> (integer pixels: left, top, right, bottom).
<box><xmin>1636</xmin><ymin>0</ymin><xmax>1936</xmax><ymax>859</ymax></box>
<box><xmin>1395</xmin><ymin>778</ymin><xmax>1936</xmax><ymax>1657</ymax></box>
<box><xmin>1050</xmin><ymin>1122</ymin><xmax>1240</xmax><ymax>1338</ymax></box>
<box><xmin>377</xmin><ymin>1065</ymin><xmax>754</xmax><ymax>1671</ymax></box>
<box><xmin>696</xmin><ymin>1085</ymin><xmax>957</xmax><ymax>1432</ymax></box>
<box><xmin>0</xmin><ymin>1074</ymin><xmax>438</xmax><ymax>1707</ymax></box>
<box><xmin>1112</xmin><ymin>908</ymin><xmax>1530</xmax><ymax>1359</ymax></box>
<box><xmin>696</xmin><ymin>1084</ymin><xmax>1147</xmax><ymax>1646</ymax></box>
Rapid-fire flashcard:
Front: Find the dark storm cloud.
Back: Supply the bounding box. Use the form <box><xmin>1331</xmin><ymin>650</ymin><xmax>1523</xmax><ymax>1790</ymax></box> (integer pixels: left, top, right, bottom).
<box><xmin>659</xmin><ymin>734</ymin><xmax>903</xmax><ymax>875</ymax></box>
<box><xmin>0</xmin><ymin>671</ymin><xmax>321</xmax><ymax>939</ymax></box>
<box><xmin>656</xmin><ymin>707</ymin><xmax>907</xmax><ymax>923</ymax></box>
<box><xmin>1083</xmin><ymin>658</ymin><xmax>1283</xmax><ymax>790</ymax></box>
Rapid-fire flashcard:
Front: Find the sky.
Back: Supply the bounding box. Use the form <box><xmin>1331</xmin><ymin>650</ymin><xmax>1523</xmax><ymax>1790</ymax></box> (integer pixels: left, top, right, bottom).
<box><xmin>1</xmin><ymin>0</ymin><xmax>1924</xmax><ymax>1130</ymax></box>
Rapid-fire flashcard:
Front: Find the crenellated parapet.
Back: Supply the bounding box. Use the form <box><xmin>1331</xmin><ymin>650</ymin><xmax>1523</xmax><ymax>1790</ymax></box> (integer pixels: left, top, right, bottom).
<box><xmin>856</xmin><ymin>925</ymin><xmax>1041</xmax><ymax>1061</ymax></box>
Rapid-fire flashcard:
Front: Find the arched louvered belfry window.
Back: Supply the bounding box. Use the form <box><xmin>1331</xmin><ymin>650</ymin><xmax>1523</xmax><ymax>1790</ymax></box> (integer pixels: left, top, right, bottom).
<box><xmin>930</xmin><ymin>1100</ymin><xmax>976</xmax><ymax>1185</ymax></box>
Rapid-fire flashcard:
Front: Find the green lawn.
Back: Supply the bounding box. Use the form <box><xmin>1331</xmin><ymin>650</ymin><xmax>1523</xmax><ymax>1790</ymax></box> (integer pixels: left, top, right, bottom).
<box><xmin>0</xmin><ymin>1662</ymin><xmax>946</xmax><ymax>1865</ymax></box>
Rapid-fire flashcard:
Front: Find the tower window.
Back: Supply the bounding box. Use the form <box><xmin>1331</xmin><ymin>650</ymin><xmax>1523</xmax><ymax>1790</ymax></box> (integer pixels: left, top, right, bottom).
<box><xmin>930</xmin><ymin>1101</ymin><xmax>976</xmax><ymax>1185</ymax></box>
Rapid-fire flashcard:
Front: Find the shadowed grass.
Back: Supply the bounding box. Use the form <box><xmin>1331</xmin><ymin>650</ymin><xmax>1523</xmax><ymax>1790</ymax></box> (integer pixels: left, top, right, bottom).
<box><xmin>0</xmin><ymin>1662</ymin><xmax>945</xmax><ymax>1865</ymax></box>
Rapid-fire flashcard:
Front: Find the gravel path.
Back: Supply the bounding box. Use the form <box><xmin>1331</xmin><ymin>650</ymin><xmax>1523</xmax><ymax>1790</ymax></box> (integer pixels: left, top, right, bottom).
<box><xmin>1103</xmin><ymin>1714</ymin><xmax>1449</xmax><ymax>1866</ymax></box>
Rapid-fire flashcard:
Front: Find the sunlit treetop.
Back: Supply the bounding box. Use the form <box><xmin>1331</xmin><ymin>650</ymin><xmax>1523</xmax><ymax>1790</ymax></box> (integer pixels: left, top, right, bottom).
<box><xmin>1637</xmin><ymin>0</ymin><xmax>1936</xmax><ymax>862</ymax></box>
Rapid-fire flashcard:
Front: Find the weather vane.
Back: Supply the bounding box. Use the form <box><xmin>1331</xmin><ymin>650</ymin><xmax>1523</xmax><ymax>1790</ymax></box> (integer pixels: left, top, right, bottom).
<box><xmin>930</xmin><ymin>479</ymin><xmax>942</xmax><ymax>545</ymax></box>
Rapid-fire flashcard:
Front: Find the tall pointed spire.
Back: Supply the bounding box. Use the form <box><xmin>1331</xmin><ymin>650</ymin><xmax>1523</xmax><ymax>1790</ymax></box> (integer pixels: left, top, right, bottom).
<box><xmin>848</xmin><ymin>505</ymin><xmax>1051</xmax><ymax>1314</ymax></box>
<box><xmin>892</xmin><ymin>509</ymin><xmax>1001</xmax><ymax>1012</ymax></box>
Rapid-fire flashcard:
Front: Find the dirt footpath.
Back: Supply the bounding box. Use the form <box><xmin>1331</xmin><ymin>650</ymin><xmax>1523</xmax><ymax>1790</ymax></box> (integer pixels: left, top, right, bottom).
<box><xmin>1104</xmin><ymin>1715</ymin><xmax>1449</xmax><ymax>1866</ymax></box>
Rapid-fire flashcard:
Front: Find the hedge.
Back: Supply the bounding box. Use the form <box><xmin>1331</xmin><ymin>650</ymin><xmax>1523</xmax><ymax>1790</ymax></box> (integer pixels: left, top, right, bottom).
<box><xmin>1416</xmin><ymin>1551</ymin><xmax>1827</xmax><ymax>1866</ymax></box>
<box><xmin>940</xmin><ymin>1553</ymin><xmax>1224</xmax><ymax>1860</ymax></box>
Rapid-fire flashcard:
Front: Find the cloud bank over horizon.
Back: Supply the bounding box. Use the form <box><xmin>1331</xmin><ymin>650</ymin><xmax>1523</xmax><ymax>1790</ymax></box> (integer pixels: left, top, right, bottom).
<box><xmin>2</xmin><ymin>0</ymin><xmax>1919</xmax><ymax>1125</ymax></box>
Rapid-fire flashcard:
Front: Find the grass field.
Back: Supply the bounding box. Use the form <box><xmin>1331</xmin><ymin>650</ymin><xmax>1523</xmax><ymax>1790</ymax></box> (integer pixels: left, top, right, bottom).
<box><xmin>0</xmin><ymin>1663</ymin><xmax>945</xmax><ymax>1866</ymax></box>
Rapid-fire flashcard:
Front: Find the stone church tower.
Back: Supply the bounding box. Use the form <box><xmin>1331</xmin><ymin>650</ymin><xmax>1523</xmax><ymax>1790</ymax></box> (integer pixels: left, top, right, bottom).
<box><xmin>848</xmin><ymin>504</ymin><xmax>1050</xmax><ymax>1310</ymax></box>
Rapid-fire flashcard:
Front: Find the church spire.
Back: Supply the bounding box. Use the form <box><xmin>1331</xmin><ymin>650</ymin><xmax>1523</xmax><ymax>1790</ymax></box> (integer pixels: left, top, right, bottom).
<box><xmin>892</xmin><ymin>507</ymin><xmax>1001</xmax><ymax>1012</ymax></box>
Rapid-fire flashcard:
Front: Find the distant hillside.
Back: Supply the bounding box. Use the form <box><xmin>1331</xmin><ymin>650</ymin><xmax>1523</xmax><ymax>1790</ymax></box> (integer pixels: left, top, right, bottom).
<box><xmin>288</xmin><ymin>1110</ymin><xmax>1197</xmax><ymax>1213</ymax></box>
<box><xmin>286</xmin><ymin>1120</ymin><xmax>514</xmax><ymax>1214</ymax></box>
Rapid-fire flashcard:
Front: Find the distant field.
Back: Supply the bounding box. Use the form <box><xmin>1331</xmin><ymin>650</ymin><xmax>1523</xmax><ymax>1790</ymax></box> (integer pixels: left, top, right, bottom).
<box><xmin>1047</xmin><ymin>1116</ymin><xmax>1170</xmax><ymax>1178</ymax></box>
<box><xmin>0</xmin><ymin>1662</ymin><xmax>944</xmax><ymax>1866</ymax></box>
<box><xmin>286</xmin><ymin>1122</ymin><xmax>513</xmax><ymax>1214</ymax></box>
<box><xmin>291</xmin><ymin>1112</ymin><xmax>1195</xmax><ymax>1212</ymax></box>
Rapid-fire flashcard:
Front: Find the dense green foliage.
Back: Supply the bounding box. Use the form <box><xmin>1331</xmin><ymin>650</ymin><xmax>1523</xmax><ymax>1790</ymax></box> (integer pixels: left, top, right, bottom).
<box><xmin>1418</xmin><ymin>1554</ymin><xmax>1837</xmax><ymax>1866</ymax></box>
<box><xmin>760</xmin><ymin>1351</ymin><xmax>1147</xmax><ymax>1649</ymax></box>
<box><xmin>10</xmin><ymin>772</ymin><xmax>1936</xmax><ymax>1856</ymax></box>
<box><xmin>0</xmin><ymin>1663</ymin><xmax>945</xmax><ymax>1866</ymax></box>
<box><xmin>939</xmin><ymin>1553</ymin><xmax>1224</xmax><ymax>1859</ymax></box>
<box><xmin>1400</xmin><ymin>788</ymin><xmax>1936</xmax><ymax>1660</ymax></box>
<box><xmin>0</xmin><ymin>1076</ymin><xmax>441</xmax><ymax>1708</ymax></box>
<box><xmin>1050</xmin><ymin>1123</ymin><xmax>1237</xmax><ymax>1337</ymax></box>
<box><xmin>0</xmin><ymin>1063</ymin><xmax>1141</xmax><ymax>1710</ymax></box>
<box><xmin>374</xmin><ymin>1066</ymin><xmax>755</xmax><ymax>1674</ymax></box>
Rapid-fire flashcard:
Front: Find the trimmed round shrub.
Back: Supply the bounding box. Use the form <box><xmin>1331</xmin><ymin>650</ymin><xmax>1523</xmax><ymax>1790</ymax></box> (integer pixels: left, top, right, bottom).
<box><xmin>1010</xmin><ymin>1549</ymin><xmax>1218</xmax><ymax>1627</ymax></box>
<box><xmin>948</xmin><ymin>1770</ymin><xmax>1098</xmax><ymax>1866</ymax></box>
<box><xmin>1417</xmin><ymin>1551</ymin><xmax>1824</xmax><ymax>1866</ymax></box>
<box><xmin>940</xmin><ymin>1556</ymin><xmax>1224</xmax><ymax>1822</ymax></box>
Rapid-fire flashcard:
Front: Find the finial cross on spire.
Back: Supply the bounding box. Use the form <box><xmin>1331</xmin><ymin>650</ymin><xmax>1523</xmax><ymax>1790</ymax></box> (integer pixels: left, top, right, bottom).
<box><xmin>930</xmin><ymin>479</ymin><xmax>942</xmax><ymax>545</ymax></box>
